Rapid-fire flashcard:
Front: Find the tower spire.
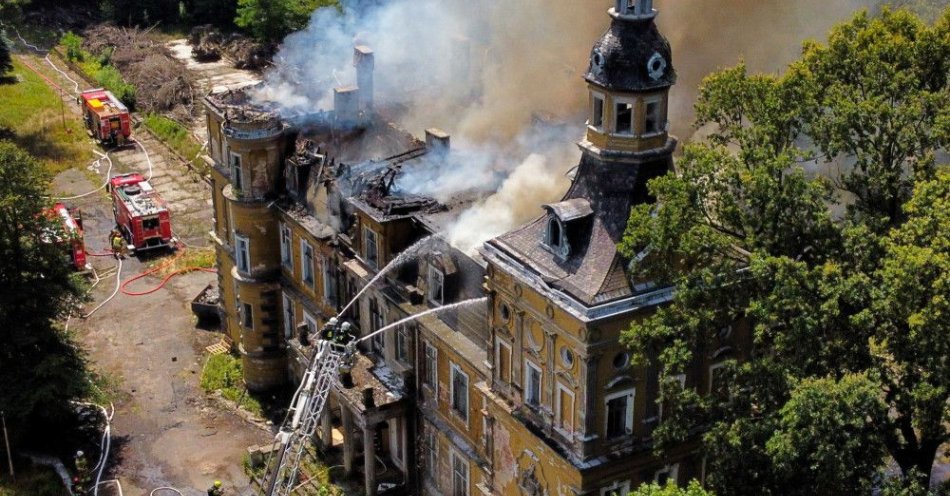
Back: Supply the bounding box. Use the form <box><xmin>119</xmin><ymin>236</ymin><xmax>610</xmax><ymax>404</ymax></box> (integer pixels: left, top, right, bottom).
<box><xmin>612</xmin><ymin>0</ymin><xmax>656</xmax><ymax>21</ymax></box>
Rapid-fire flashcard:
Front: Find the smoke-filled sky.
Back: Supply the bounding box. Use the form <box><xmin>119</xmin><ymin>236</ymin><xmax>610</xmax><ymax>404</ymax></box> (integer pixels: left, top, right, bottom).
<box><xmin>258</xmin><ymin>0</ymin><xmax>911</xmax><ymax>254</ymax></box>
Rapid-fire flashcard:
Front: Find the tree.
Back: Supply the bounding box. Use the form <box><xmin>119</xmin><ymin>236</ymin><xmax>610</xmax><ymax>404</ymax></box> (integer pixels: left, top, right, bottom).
<box><xmin>0</xmin><ymin>29</ymin><xmax>12</xmax><ymax>78</ymax></box>
<box><xmin>620</xmin><ymin>8</ymin><xmax>950</xmax><ymax>495</ymax></box>
<box><xmin>0</xmin><ymin>142</ymin><xmax>89</xmax><ymax>447</ymax></box>
<box><xmin>629</xmin><ymin>480</ymin><xmax>713</xmax><ymax>496</ymax></box>
<box><xmin>235</xmin><ymin>0</ymin><xmax>339</xmax><ymax>42</ymax></box>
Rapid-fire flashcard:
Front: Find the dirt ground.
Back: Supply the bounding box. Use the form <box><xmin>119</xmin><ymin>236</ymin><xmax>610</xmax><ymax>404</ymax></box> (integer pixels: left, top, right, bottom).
<box><xmin>15</xmin><ymin>48</ymin><xmax>272</xmax><ymax>495</ymax></box>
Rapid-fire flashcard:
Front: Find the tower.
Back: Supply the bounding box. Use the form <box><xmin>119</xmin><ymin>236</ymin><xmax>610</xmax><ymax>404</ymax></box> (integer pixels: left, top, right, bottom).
<box><xmin>582</xmin><ymin>0</ymin><xmax>675</xmax><ymax>171</ymax></box>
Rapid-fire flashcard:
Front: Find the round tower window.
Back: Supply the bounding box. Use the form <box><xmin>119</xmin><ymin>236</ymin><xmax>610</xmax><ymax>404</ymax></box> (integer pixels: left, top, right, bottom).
<box><xmin>499</xmin><ymin>303</ymin><xmax>511</xmax><ymax>323</ymax></box>
<box><xmin>613</xmin><ymin>352</ymin><xmax>630</xmax><ymax>370</ymax></box>
<box><xmin>560</xmin><ymin>347</ymin><xmax>575</xmax><ymax>368</ymax></box>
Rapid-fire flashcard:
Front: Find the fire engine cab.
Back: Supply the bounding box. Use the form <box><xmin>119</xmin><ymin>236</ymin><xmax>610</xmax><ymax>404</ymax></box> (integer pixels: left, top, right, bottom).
<box><xmin>108</xmin><ymin>173</ymin><xmax>173</xmax><ymax>251</ymax></box>
<box><xmin>79</xmin><ymin>88</ymin><xmax>132</xmax><ymax>146</ymax></box>
<box><xmin>49</xmin><ymin>202</ymin><xmax>88</xmax><ymax>271</ymax></box>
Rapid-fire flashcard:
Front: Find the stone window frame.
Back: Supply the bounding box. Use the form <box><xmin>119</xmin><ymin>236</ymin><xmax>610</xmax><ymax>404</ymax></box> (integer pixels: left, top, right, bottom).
<box><xmin>300</xmin><ymin>239</ymin><xmax>315</xmax><ymax>289</ymax></box>
<box><xmin>494</xmin><ymin>338</ymin><xmax>512</xmax><ymax>384</ymax></box>
<box><xmin>604</xmin><ymin>387</ymin><xmax>636</xmax><ymax>438</ymax></box>
<box><xmin>612</xmin><ymin>96</ymin><xmax>637</xmax><ymax>136</ymax></box>
<box><xmin>279</xmin><ymin>223</ymin><xmax>293</xmax><ymax>270</ymax></box>
<box><xmin>524</xmin><ymin>359</ymin><xmax>543</xmax><ymax>408</ymax></box>
<box><xmin>450</xmin><ymin>361</ymin><xmax>470</xmax><ymax>424</ymax></box>
<box><xmin>425</xmin><ymin>426</ymin><xmax>439</xmax><ymax>482</ymax></box>
<box><xmin>321</xmin><ymin>256</ymin><xmax>337</xmax><ymax>305</ymax></box>
<box><xmin>589</xmin><ymin>90</ymin><xmax>606</xmax><ymax>131</ymax></box>
<box><xmin>554</xmin><ymin>381</ymin><xmax>575</xmax><ymax>435</ymax></box>
<box><xmin>643</xmin><ymin>94</ymin><xmax>665</xmax><ymax>136</ymax></box>
<box><xmin>234</xmin><ymin>233</ymin><xmax>250</xmax><ymax>274</ymax></box>
<box><xmin>363</xmin><ymin>226</ymin><xmax>379</xmax><ymax>270</ymax></box>
<box><xmin>450</xmin><ymin>448</ymin><xmax>470</xmax><ymax>496</ymax></box>
<box><xmin>396</xmin><ymin>325</ymin><xmax>411</xmax><ymax>364</ymax></box>
<box><xmin>423</xmin><ymin>341</ymin><xmax>439</xmax><ymax>395</ymax></box>
<box><xmin>282</xmin><ymin>292</ymin><xmax>295</xmax><ymax>339</ymax></box>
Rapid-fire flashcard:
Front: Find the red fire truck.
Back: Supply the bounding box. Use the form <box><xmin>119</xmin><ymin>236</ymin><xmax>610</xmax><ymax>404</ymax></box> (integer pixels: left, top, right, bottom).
<box><xmin>108</xmin><ymin>173</ymin><xmax>173</xmax><ymax>251</ymax></box>
<box><xmin>49</xmin><ymin>202</ymin><xmax>88</xmax><ymax>271</ymax></box>
<box><xmin>79</xmin><ymin>88</ymin><xmax>132</xmax><ymax>146</ymax></box>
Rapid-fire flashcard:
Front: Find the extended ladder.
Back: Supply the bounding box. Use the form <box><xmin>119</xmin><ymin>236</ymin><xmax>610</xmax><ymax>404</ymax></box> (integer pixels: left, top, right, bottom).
<box><xmin>263</xmin><ymin>340</ymin><xmax>345</xmax><ymax>496</ymax></box>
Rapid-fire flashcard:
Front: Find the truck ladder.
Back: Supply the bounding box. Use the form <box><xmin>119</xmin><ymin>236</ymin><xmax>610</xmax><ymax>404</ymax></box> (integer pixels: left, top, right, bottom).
<box><xmin>263</xmin><ymin>340</ymin><xmax>344</xmax><ymax>496</ymax></box>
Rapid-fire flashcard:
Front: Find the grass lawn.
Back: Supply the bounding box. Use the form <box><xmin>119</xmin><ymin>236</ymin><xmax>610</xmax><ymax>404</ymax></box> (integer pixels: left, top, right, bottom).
<box><xmin>200</xmin><ymin>352</ymin><xmax>264</xmax><ymax>417</ymax></box>
<box><xmin>0</xmin><ymin>465</ymin><xmax>65</xmax><ymax>496</ymax></box>
<box><xmin>142</xmin><ymin>113</ymin><xmax>209</xmax><ymax>175</ymax></box>
<box><xmin>0</xmin><ymin>58</ymin><xmax>94</xmax><ymax>176</ymax></box>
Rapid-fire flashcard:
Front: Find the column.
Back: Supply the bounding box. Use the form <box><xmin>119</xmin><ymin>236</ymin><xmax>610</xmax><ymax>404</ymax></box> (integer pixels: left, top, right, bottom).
<box><xmin>579</xmin><ymin>352</ymin><xmax>602</xmax><ymax>458</ymax></box>
<box><xmin>363</xmin><ymin>423</ymin><xmax>377</xmax><ymax>496</ymax></box>
<box><xmin>342</xmin><ymin>407</ymin><xmax>355</xmax><ymax>476</ymax></box>
<box><xmin>320</xmin><ymin>406</ymin><xmax>333</xmax><ymax>451</ymax></box>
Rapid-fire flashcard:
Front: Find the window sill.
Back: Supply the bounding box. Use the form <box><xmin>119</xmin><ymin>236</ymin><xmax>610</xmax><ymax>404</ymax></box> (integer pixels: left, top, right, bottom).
<box><xmin>449</xmin><ymin>408</ymin><xmax>469</xmax><ymax>427</ymax></box>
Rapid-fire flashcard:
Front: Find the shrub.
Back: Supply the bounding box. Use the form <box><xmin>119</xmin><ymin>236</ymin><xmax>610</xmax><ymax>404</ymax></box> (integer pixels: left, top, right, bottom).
<box><xmin>61</xmin><ymin>32</ymin><xmax>84</xmax><ymax>62</ymax></box>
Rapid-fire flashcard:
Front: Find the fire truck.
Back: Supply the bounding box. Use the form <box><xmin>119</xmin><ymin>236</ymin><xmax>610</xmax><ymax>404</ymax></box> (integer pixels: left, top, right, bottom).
<box><xmin>48</xmin><ymin>203</ymin><xmax>88</xmax><ymax>271</ymax></box>
<box><xmin>108</xmin><ymin>173</ymin><xmax>173</xmax><ymax>251</ymax></box>
<box><xmin>79</xmin><ymin>88</ymin><xmax>132</xmax><ymax>146</ymax></box>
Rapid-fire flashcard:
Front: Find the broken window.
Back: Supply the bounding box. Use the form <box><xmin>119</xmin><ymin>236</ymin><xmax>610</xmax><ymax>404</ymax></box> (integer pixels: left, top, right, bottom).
<box><xmin>427</xmin><ymin>265</ymin><xmax>444</xmax><ymax>305</ymax></box>
<box><xmin>425</xmin><ymin>428</ymin><xmax>438</xmax><ymax>481</ymax></box>
<box><xmin>450</xmin><ymin>363</ymin><xmax>469</xmax><ymax>422</ymax></box>
<box><xmin>645</xmin><ymin>98</ymin><xmax>662</xmax><ymax>134</ymax></box>
<box><xmin>605</xmin><ymin>388</ymin><xmax>635</xmax><ymax>438</ymax></box>
<box><xmin>591</xmin><ymin>95</ymin><xmax>604</xmax><ymax>129</ymax></box>
<box><xmin>301</xmin><ymin>241</ymin><xmax>315</xmax><ymax>288</ymax></box>
<box><xmin>423</xmin><ymin>341</ymin><xmax>438</xmax><ymax>392</ymax></box>
<box><xmin>280</xmin><ymin>223</ymin><xmax>293</xmax><ymax>270</ymax></box>
<box><xmin>363</xmin><ymin>227</ymin><xmax>379</xmax><ymax>270</ymax></box>
<box><xmin>242</xmin><ymin>303</ymin><xmax>253</xmax><ymax>329</ymax></box>
<box><xmin>396</xmin><ymin>326</ymin><xmax>410</xmax><ymax>363</ymax></box>
<box><xmin>615</xmin><ymin>102</ymin><xmax>633</xmax><ymax>135</ymax></box>
<box><xmin>322</xmin><ymin>257</ymin><xmax>337</xmax><ymax>305</ymax></box>
<box><xmin>524</xmin><ymin>360</ymin><xmax>542</xmax><ymax>408</ymax></box>
<box><xmin>230</xmin><ymin>153</ymin><xmax>243</xmax><ymax>192</ymax></box>
<box><xmin>451</xmin><ymin>450</ymin><xmax>469</xmax><ymax>496</ymax></box>
<box><xmin>282</xmin><ymin>292</ymin><xmax>295</xmax><ymax>339</ymax></box>
<box><xmin>235</xmin><ymin>234</ymin><xmax>250</xmax><ymax>274</ymax></box>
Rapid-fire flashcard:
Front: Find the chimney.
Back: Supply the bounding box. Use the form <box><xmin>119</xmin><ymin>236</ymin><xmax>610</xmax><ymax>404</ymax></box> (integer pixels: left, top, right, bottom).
<box><xmin>425</xmin><ymin>128</ymin><xmax>450</xmax><ymax>155</ymax></box>
<box><xmin>334</xmin><ymin>86</ymin><xmax>360</xmax><ymax>126</ymax></box>
<box><xmin>353</xmin><ymin>45</ymin><xmax>374</xmax><ymax>112</ymax></box>
<box><xmin>362</xmin><ymin>387</ymin><xmax>375</xmax><ymax>409</ymax></box>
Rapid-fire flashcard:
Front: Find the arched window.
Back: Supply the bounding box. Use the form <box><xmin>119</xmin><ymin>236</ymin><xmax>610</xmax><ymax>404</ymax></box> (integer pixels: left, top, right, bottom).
<box><xmin>547</xmin><ymin>217</ymin><xmax>562</xmax><ymax>249</ymax></box>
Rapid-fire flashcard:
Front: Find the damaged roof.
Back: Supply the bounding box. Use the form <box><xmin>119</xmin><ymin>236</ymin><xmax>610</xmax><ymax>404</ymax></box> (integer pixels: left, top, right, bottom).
<box><xmin>486</xmin><ymin>149</ymin><xmax>673</xmax><ymax>307</ymax></box>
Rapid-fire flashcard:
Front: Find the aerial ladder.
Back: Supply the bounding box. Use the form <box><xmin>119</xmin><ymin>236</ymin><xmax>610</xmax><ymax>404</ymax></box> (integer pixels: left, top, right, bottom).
<box><xmin>261</xmin><ymin>340</ymin><xmax>350</xmax><ymax>495</ymax></box>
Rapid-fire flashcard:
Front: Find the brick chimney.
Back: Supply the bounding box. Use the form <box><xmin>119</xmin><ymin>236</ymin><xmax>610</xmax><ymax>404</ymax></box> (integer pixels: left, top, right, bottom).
<box><xmin>425</xmin><ymin>128</ymin><xmax>450</xmax><ymax>155</ymax></box>
<box><xmin>353</xmin><ymin>45</ymin><xmax>374</xmax><ymax>112</ymax></box>
<box><xmin>334</xmin><ymin>86</ymin><xmax>360</xmax><ymax>126</ymax></box>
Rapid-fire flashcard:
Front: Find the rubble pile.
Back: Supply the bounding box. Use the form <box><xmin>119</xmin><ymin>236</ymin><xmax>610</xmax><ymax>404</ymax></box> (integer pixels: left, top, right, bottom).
<box><xmin>81</xmin><ymin>24</ymin><xmax>198</xmax><ymax>120</ymax></box>
<box><xmin>188</xmin><ymin>25</ymin><xmax>276</xmax><ymax>71</ymax></box>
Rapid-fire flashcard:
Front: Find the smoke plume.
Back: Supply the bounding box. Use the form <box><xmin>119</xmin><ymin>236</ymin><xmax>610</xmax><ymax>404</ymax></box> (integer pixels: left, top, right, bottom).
<box><xmin>259</xmin><ymin>0</ymin><xmax>888</xmax><ymax>254</ymax></box>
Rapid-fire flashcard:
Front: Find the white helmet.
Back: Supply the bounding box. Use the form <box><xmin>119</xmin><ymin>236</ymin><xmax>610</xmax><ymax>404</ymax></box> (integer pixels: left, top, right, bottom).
<box><xmin>76</xmin><ymin>450</ymin><xmax>84</xmax><ymax>458</ymax></box>
<box><xmin>340</xmin><ymin>322</ymin><xmax>352</xmax><ymax>332</ymax></box>
<box><xmin>328</xmin><ymin>317</ymin><xmax>339</xmax><ymax>326</ymax></box>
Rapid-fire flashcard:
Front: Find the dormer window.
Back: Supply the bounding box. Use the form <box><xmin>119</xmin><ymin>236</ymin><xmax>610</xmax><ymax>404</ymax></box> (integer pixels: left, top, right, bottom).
<box><xmin>542</xmin><ymin>199</ymin><xmax>594</xmax><ymax>260</ymax></box>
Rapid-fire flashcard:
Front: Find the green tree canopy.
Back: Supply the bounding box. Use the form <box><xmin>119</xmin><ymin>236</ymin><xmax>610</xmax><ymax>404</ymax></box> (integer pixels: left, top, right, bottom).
<box><xmin>629</xmin><ymin>480</ymin><xmax>713</xmax><ymax>496</ymax></box>
<box><xmin>0</xmin><ymin>29</ymin><xmax>12</xmax><ymax>78</ymax></box>
<box><xmin>235</xmin><ymin>0</ymin><xmax>339</xmax><ymax>42</ymax></box>
<box><xmin>0</xmin><ymin>142</ymin><xmax>88</xmax><ymax>447</ymax></box>
<box><xmin>621</xmin><ymin>7</ymin><xmax>950</xmax><ymax>495</ymax></box>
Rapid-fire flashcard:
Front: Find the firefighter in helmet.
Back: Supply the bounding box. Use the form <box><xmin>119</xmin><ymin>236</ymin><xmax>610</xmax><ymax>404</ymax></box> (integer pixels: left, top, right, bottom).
<box><xmin>110</xmin><ymin>229</ymin><xmax>124</xmax><ymax>259</ymax></box>
<box><xmin>320</xmin><ymin>317</ymin><xmax>339</xmax><ymax>342</ymax></box>
<box><xmin>336</xmin><ymin>321</ymin><xmax>354</xmax><ymax>345</ymax></box>
<box><xmin>207</xmin><ymin>480</ymin><xmax>224</xmax><ymax>496</ymax></box>
<box><xmin>74</xmin><ymin>450</ymin><xmax>89</xmax><ymax>495</ymax></box>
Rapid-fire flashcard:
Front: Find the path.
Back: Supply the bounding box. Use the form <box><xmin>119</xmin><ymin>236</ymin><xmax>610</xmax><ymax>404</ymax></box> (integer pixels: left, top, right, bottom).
<box><xmin>11</xmin><ymin>41</ymin><xmax>271</xmax><ymax>495</ymax></box>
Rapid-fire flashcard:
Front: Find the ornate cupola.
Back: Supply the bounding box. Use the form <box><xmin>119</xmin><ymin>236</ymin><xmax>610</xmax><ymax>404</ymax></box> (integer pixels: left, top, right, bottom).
<box><xmin>583</xmin><ymin>0</ymin><xmax>676</xmax><ymax>157</ymax></box>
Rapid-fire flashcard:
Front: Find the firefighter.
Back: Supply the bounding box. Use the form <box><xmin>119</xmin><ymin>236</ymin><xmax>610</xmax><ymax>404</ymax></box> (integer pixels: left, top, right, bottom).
<box><xmin>320</xmin><ymin>317</ymin><xmax>339</xmax><ymax>341</ymax></box>
<box><xmin>74</xmin><ymin>450</ymin><xmax>89</xmax><ymax>495</ymax></box>
<box><xmin>110</xmin><ymin>229</ymin><xmax>124</xmax><ymax>259</ymax></box>
<box><xmin>335</xmin><ymin>321</ymin><xmax>354</xmax><ymax>345</ymax></box>
<box><xmin>207</xmin><ymin>480</ymin><xmax>224</xmax><ymax>496</ymax></box>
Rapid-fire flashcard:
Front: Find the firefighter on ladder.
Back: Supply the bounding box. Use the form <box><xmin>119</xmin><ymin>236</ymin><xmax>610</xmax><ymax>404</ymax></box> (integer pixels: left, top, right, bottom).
<box><xmin>320</xmin><ymin>317</ymin><xmax>339</xmax><ymax>342</ymax></box>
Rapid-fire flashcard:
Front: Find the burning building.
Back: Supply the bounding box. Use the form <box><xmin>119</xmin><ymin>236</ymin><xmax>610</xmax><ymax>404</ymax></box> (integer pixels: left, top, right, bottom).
<box><xmin>204</xmin><ymin>1</ymin><xmax>748</xmax><ymax>494</ymax></box>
